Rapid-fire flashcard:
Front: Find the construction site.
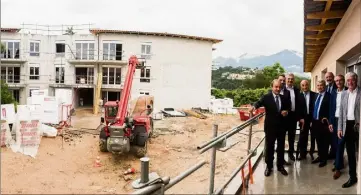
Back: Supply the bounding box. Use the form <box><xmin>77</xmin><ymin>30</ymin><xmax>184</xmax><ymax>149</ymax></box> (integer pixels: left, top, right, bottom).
<box><xmin>1</xmin><ymin>105</ymin><xmax>265</xmax><ymax>194</ymax></box>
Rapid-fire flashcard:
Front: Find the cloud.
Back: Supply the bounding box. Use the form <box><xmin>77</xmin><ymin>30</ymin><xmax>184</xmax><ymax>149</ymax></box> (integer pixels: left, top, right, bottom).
<box><xmin>1</xmin><ymin>0</ymin><xmax>303</xmax><ymax>58</ymax></box>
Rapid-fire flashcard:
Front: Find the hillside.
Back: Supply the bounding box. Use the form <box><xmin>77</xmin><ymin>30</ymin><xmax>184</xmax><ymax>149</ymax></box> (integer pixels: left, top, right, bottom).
<box><xmin>214</xmin><ymin>49</ymin><xmax>305</xmax><ymax>75</ymax></box>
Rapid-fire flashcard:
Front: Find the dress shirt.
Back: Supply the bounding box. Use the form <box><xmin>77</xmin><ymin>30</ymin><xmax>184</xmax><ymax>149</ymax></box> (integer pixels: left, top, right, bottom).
<box><xmin>272</xmin><ymin>93</ymin><xmax>281</xmax><ymax>111</ymax></box>
<box><xmin>335</xmin><ymin>87</ymin><xmax>345</xmax><ymax>118</ymax></box>
<box><xmin>347</xmin><ymin>88</ymin><xmax>358</xmax><ymax>120</ymax></box>
<box><xmin>287</xmin><ymin>85</ymin><xmax>295</xmax><ymax>112</ymax></box>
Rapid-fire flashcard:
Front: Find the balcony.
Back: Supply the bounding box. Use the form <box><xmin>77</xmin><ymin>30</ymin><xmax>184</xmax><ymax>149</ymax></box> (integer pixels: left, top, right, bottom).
<box><xmin>0</xmin><ymin>74</ymin><xmax>26</xmax><ymax>88</ymax></box>
<box><xmin>74</xmin><ymin>75</ymin><xmax>95</xmax><ymax>88</ymax></box>
<box><xmin>0</xmin><ymin>52</ymin><xmax>27</xmax><ymax>64</ymax></box>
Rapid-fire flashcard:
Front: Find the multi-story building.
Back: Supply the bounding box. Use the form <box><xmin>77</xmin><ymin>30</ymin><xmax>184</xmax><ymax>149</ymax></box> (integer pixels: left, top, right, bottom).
<box><xmin>0</xmin><ymin>27</ymin><xmax>222</xmax><ymax>113</ymax></box>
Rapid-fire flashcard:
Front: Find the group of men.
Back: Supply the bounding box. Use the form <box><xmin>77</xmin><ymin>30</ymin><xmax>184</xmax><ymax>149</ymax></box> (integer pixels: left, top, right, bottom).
<box><xmin>250</xmin><ymin>71</ymin><xmax>360</xmax><ymax>188</ymax></box>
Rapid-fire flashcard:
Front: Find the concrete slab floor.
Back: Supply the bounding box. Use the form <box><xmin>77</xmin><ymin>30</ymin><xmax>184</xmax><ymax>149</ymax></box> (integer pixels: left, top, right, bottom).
<box><xmin>244</xmin><ymin>156</ymin><xmax>357</xmax><ymax>194</ymax></box>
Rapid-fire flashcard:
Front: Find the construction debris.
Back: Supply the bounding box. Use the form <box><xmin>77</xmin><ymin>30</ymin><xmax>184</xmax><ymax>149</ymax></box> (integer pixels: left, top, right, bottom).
<box><xmin>183</xmin><ymin>109</ymin><xmax>207</xmax><ymax>119</ymax></box>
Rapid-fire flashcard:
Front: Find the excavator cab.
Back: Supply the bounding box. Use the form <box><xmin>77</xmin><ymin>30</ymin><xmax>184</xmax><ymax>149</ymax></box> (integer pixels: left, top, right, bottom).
<box><xmin>101</xmin><ymin>101</ymin><xmax>119</xmax><ymax>124</ymax></box>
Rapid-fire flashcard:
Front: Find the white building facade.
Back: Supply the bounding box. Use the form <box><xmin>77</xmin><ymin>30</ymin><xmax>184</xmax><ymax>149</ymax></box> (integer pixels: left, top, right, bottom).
<box><xmin>0</xmin><ymin>28</ymin><xmax>222</xmax><ymax>111</ymax></box>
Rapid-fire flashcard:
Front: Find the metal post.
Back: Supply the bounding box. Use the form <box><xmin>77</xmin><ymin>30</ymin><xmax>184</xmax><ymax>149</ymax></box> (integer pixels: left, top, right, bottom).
<box><xmin>245</xmin><ymin>112</ymin><xmax>253</xmax><ymax>188</ymax></box>
<box><xmin>209</xmin><ymin>124</ymin><xmax>218</xmax><ymax>195</ymax></box>
<box><xmin>140</xmin><ymin>157</ymin><xmax>150</xmax><ymax>183</ymax></box>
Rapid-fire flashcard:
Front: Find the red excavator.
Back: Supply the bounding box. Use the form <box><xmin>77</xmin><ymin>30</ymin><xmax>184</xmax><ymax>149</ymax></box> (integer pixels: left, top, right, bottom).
<box><xmin>98</xmin><ymin>55</ymin><xmax>153</xmax><ymax>157</ymax></box>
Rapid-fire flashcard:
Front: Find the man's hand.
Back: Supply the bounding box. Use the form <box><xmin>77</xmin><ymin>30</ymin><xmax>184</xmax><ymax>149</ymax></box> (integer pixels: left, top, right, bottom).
<box><xmin>322</xmin><ymin>118</ymin><xmax>329</xmax><ymax>125</ymax></box>
<box><xmin>329</xmin><ymin>125</ymin><xmax>333</xmax><ymax>133</ymax></box>
<box><xmin>281</xmin><ymin>110</ymin><xmax>288</xmax><ymax>117</ymax></box>
<box><xmin>337</xmin><ymin>130</ymin><xmax>343</xmax><ymax>139</ymax></box>
<box><xmin>299</xmin><ymin>119</ymin><xmax>304</xmax><ymax>130</ymax></box>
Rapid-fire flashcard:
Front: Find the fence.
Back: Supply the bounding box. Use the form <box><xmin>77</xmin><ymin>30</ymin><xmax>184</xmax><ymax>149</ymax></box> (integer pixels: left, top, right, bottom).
<box><xmin>132</xmin><ymin>112</ymin><xmax>266</xmax><ymax>195</ymax></box>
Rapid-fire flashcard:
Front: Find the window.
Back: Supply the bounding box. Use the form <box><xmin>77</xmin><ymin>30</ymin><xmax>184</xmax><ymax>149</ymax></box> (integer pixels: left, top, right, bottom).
<box><xmin>102</xmin><ymin>67</ymin><xmax>121</xmax><ymax>85</ymax></box>
<box><xmin>56</xmin><ymin>43</ymin><xmax>65</xmax><ymax>57</ymax></box>
<box><xmin>29</xmin><ymin>64</ymin><xmax>40</xmax><ymax>80</ymax></box>
<box><xmin>55</xmin><ymin>67</ymin><xmax>65</xmax><ymax>83</ymax></box>
<box><xmin>141</xmin><ymin>43</ymin><xmax>151</xmax><ymax>59</ymax></box>
<box><xmin>140</xmin><ymin>68</ymin><xmax>151</xmax><ymax>83</ymax></box>
<box><xmin>9</xmin><ymin>90</ymin><xmax>20</xmax><ymax>102</ymax></box>
<box><xmin>29</xmin><ymin>88</ymin><xmax>40</xmax><ymax>97</ymax></box>
<box><xmin>1</xmin><ymin>41</ymin><xmax>20</xmax><ymax>59</ymax></box>
<box><xmin>1</xmin><ymin>67</ymin><xmax>20</xmax><ymax>83</ymax></box>
<box><xmin>30</xmin><ymin>42</ymin><xmax>40</xmax><ymax>56</ymax></box>
<box><xmin>103</xmin><ymin>43</ymin><xmax>122</xmax><ymax>60</ymax></box>
<box><xmin>76</xmin><ymin>42</ymin><xmax>94</xmax><ymax>60</ymax></box>
<box><xmin>75</xmin><ymin>67</ymin><xmax>94</xmax><ymax>84</ymax></box>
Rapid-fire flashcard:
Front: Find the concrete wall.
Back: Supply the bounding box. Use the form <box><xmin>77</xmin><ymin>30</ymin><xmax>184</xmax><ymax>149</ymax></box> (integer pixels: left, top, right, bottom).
<box><xmin>1</xmin><ymin>31</ymin><xmax>215</xmax><ymax>110</ymax></box>
<box><xmin>310</xmin><ymin>0</ymin><xmax>361</xmax><ymax>89</ymax></box>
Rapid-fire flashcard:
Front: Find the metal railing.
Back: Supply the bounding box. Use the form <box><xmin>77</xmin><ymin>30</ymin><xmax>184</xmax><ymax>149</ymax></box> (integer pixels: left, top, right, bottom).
<box><xmin>132</xmin><ymin>112</ymin><xmax>266</xmax><ymax>195</ymax></box>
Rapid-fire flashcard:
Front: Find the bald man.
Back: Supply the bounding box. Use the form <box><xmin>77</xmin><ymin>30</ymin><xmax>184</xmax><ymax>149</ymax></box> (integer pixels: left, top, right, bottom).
<box><xmin>296</xmin><ymin>80</ymin><xmax>317</xmax><ymax>160</ymax></box>
<box><xmin>250</xmin><ymin>79</ymin><xmax>290</xmax><ymax>177</ymax></box>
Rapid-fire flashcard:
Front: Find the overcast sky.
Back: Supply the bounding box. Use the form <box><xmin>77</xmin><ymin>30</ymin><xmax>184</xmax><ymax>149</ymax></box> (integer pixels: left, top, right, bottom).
<box><xmin>1</xmin><ymin>0</ymin><xmax>304</xmax><ymax>58</ymax></box>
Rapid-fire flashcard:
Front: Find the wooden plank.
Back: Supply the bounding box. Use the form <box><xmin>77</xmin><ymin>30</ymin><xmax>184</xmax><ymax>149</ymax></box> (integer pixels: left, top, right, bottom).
<box><xmin>306</xmin><ymin>45</ymin><xmax>326</xmax><ymax>50</ymax></box>
<box><xmin>305</xmin><ymin>39</ymin><xmax>329</xmax><ymax>45</ymax></box>
<box><xmin>307</xmin><ymin>10</ymin><xmax>346</xmax><ymax>19</ymax></box>
<box><xmin>306</xmin><ymin>23</ymin><xmax>338</xmax><ymax>31</ymax></box>
<box><xmin>305</xmin><ymin>33</ymin><xmax>332</xmax><ymax>39</ymax></box>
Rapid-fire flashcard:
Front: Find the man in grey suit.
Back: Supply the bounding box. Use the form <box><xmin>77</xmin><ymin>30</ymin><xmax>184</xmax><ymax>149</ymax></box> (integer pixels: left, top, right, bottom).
<box><xmin>338</xmin><ymin>72</ymin><xmax>361</xmax><ymax>188</ymax></box>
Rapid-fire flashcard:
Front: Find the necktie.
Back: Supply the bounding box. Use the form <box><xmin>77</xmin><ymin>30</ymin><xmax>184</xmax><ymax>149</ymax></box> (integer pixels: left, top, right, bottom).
<box><xmin>313</xmin><ymin>94</ymin><xmax>322</xmax><ymax>120</ymax></box>
<box><xmin>275</xmin><ymin>95</ymin><xmax>280</xmax><ymax>112</ymax></box>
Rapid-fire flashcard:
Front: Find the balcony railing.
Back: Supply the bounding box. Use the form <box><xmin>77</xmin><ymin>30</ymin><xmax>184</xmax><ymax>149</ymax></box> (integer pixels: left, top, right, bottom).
<box><xmin>1</xmin><ymin>74</ymin><xmax>21</xmax><ymax>83</ymax></box>
<box><xmin>75</xmin><ymin>75</ymin><xmax>94</xmax><ymax>85</ymax></box>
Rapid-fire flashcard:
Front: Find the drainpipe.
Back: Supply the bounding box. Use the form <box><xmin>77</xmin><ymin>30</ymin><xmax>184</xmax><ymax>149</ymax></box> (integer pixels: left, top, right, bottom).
<box><xmin>357</xmin><ymin>105</ymin><xmax>361</xmax><ymax>194</ymax></box>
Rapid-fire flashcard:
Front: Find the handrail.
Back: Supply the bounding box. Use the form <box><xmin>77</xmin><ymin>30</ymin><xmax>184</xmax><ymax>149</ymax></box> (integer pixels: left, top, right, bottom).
<box><xmin>214</xmin><ymin>136</ymin><xmax>265</xmax><ymax>195</ymax></box>
<box><xmin>132</xmin><ymin>110</ymin><xmax>266</xmax><ymax>195</ymax></box>
<box><xmin>198</xmin><ymin>112</ymin><xmax>265</xmax><ymax>154</ymax></box>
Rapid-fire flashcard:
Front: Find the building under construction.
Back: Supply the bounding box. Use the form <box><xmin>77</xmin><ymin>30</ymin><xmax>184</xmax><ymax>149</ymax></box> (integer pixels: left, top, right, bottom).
<box><xmin>0</xmin><ymin>24</ymin><xmax>222</xmax><ymax>113</ymax></box>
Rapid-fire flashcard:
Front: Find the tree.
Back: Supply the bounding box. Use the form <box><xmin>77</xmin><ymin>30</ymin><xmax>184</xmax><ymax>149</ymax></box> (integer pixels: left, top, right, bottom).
<box><xmin>64</xmin><ymin>26</ymin><xmax>75</xmax><ymax>35</ymax></box>
<box><xmin>262</xmin><ymin>62</ymin><xmax>285</xmax><ymax>81</ymax></box>
<box><xmin>1</xmin><ymin>81</ymin><xmax>16</xmax><ymax>104</ymax></box>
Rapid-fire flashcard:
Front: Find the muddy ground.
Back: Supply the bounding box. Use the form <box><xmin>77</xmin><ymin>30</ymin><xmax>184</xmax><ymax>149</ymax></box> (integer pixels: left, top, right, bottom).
<box><xmin>1</xmin><ymin>108</ymin><xmax>264</xmax><ymax>194</ymax></box>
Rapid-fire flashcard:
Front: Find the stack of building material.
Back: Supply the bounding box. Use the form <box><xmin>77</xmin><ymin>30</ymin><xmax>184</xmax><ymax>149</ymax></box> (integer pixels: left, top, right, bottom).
<box><xmin>209</xmin><ymin>97</ymin><xmax>237</xmax><ymax>114</ymax></box>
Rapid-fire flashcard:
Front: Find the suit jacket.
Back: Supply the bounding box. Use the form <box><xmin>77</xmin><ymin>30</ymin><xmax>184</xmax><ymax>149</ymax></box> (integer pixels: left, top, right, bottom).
<box><xmin>337</xmin><ymin>87</ymin><xmax>361</xmax><ymax>134</ymax></box>
<box><xmin>329</xmin><ymin>87</ymin><xmax>348</xmax><ymax>125</ymax></box>
<box><xmin>313</xmin><ymin>91</ymin><xmax>330</xmax><ymax>121</ymax></box>
<box><xmin>268</xmin><ymin>87</ymin><xmax>291</xmax><ymax>111</ymax></box>
<box><xmin>298</xmin><ymin>90</ymin><xmax>317</xmax><ymax>120</ymax></box>
<box><xmin>326</xmin><ymin>82</ymin><xmax>337</xmax><ymax>94</ymax></box>
<box><xmin>253</xmin><ymin>91</ymin><xmax>290</xmax><ymax>133</ymax></box>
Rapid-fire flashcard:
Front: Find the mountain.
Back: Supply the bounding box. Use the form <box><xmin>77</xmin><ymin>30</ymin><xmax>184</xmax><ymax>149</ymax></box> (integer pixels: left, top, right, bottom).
<box><xmin>214</xmin><ymin>49</ymin><xmax>306</xmax><ymax>75</ymax></box>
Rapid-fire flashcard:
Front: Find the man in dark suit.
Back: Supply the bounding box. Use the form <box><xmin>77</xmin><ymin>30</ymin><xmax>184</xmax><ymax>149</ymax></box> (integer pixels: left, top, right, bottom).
<box><xmin>296</xmin><ymin>80</ymin><xmax>317</xmax><ymax>160</ymax></box>
<box><xmin>250</xmin><ymin>79</ymin><xmax>290</xmax><ymax>177</ymax></box>
<box><xmin>311</xmin><ymin>80</ymin><xmax>331</xmax><ymax>167</ymax></box>
<box><xmin>326</xmin><ymin>72</ymin><xmax>337</xmax><ymax>94</ymax></box>
<box><xmin>328</xmin><ymin>74</ymin><xmax>348</xmax><ymax>179</ymax></box>
<box><xmin>284</xmin><ymin>73</ymin><xmax>303</xmax><ymax>161</ymax></box>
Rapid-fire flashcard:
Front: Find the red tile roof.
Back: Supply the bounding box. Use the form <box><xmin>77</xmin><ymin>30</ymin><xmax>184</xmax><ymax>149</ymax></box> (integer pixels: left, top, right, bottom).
<box><xmin>1</xmin><ymin>28</ymin><xmax>21</xmax><ymax>33</ymax></box>
<box><xmin>89</xmin><ymin>29</ymin><xmax>222</xmax><ymax>44</ymax></box>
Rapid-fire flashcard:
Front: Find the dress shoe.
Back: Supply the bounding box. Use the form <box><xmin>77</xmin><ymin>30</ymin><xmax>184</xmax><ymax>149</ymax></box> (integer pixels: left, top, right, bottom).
<box><xmin>342</xmin><ymin>178</ymin><xmax>357</xmax><ymax>188</ymax></box>
<box><xmin>277</xmin><ymin>167</ymin><xmax>288</xmax><ymax>176</ymax></box>
<box><xmin>289</xmin><ymin>154</ymin><xmax>296</xmax><ymax>161</ymax></box>
<box><xmin>332</xmin><ymin>167</ymin><xmax>336</xmax><ymax>172</ymax></box>
<box><xmin>319</xmin><ymin>161</ymin><xmax>327</xmax><ymax>167</ymax></box>
<box><xmin>311</xmin><ymin>157</ymin><xmax>320</xmax><ymax>164</ymax></box>
<box><xmin>264</xmin><ymin>168</ymin><xmax>272</xmax><ymax>177</ymax></box>
<box><xmin>333</xmin><ymin>170</ymin><xmax>341</xmax><ymax>180</ymax></box>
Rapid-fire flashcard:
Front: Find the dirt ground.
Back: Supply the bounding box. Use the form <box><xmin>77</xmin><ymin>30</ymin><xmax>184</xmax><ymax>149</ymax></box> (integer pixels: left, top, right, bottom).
<box><xmin>1</xmin><ymin>108</ymin><xmax>265</xmax><ymax>194</ymax></box>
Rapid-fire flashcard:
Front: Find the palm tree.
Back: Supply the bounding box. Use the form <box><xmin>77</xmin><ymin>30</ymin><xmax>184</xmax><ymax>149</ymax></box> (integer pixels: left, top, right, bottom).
<box><xmin>64</xmin><ymin>26</ymin><xmax>75</xmax><ymax>35</ymax></box>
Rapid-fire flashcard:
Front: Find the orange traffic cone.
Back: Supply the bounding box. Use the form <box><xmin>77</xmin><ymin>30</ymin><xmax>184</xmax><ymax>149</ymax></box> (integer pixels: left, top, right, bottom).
<box><xmin>94</xmin><ymin>156</ymin><xmax>101</xmax><ymax>167</ymax></box>
<box><xmin>124</xmin><ymin>168</ymin><xmax>135</xmax><ymax>175</ymax></box>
